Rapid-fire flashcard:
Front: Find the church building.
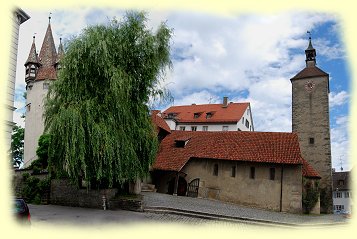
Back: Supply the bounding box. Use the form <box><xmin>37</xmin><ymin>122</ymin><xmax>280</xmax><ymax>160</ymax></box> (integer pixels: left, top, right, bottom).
<box><xmin>23</xmin><ymin>17</ymin><xmax>63</xmax><ymax>167</ymax></box>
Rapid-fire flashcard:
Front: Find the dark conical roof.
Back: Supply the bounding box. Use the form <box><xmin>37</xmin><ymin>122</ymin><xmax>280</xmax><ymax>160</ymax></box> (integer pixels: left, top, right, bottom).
<box><xmin>25</xmin><ymin>36</ymin><xmax>39</xmax><ymax>65</ymax></box>
<box><xmin>36</xmin><ymin>22</ymin><xmax>58</xmax><ymax>80</ymax></box>
<box><xmin>38</xmin><ymin>23</ymin><xmax>57</xmax><ymax>67</ymax></box>
<box><xmin>56</xmin><ymin>38</ymin><xmax>64</xmax><ymax>64</ymax></box>
<box><xmin>306</xmin><ymin>37</ymin><xmax>315</xmax><ymax>51</ymax></box>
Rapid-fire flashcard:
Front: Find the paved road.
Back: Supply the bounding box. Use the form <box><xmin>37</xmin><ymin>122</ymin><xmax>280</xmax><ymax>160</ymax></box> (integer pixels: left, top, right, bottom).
<box><xmin>142</xmin><ymin>192</ymin><xmax>349</xmax><ymax>226</ymax></box>
<box><xmin>28</xmin><ymin>204</ymin><xmax>265</xmax><ymax>229</ymax></box>
<box><xmin>26</xmin><ymin>192</ymin><xmax>349</xmax><ymax>229</ymax></box>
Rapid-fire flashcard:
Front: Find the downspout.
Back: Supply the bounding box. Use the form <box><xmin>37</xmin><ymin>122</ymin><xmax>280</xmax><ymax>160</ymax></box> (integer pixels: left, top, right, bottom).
<box><xmin>280</xmin><ymin>164</ymin><xmax>284</xmax><ymax>212</ymax></box>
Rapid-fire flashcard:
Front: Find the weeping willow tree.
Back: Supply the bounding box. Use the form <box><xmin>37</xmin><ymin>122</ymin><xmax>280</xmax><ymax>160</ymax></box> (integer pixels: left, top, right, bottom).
<box><xmin>44</xmin><ymin>11</ymin><xmax>172</xmax><ymax>188</ymax></box>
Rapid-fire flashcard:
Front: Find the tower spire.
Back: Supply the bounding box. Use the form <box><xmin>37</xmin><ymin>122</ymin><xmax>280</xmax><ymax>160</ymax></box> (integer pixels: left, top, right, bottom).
<box><xmin>305</xmin><ymin>31</ymin><xmax>316</xmax><ymax>67</ymax></box>
<box><xmin>36</xmin><ymin>15</ymin><xmax>58</xmax><ymax>80</ymax></box>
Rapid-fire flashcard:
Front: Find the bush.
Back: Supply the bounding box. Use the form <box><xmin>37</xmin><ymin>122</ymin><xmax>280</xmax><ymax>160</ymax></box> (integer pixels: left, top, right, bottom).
<box><xmin>22</xmin><ymin>175</ymin><xmax>50</xmax><ymax>204</ymax></box>
<box><xmin>302</xmin><ymin>180</ymin><xmax>319</xmax><ymax>214</ymax></box>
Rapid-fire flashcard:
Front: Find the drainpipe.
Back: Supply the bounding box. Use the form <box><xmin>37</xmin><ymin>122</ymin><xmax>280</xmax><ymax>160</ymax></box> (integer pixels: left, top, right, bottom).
<box><xmin>280</xmin><ymin>165</ymin><xmax>284</xmax><ymax>212</ymax></box>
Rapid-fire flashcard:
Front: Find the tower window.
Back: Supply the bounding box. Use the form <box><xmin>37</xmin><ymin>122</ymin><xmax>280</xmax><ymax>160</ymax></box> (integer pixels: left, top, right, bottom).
<box><xmin>43</xmin><ymin>82</ymin><xmax>49</xmax><ymax>89</ymax></box>
<box><xmin>202</xmin><ymin>126</ymin><xmax>208</xmax><ymax>131</ymax></box>
<box><xmin>309</xmin><ymin>137</ymin><xmax>315</xmax><ymax>144</ymax></box>
<box><xmin>191</xmin><ymin>126</ymin><xmax>197</xmax><ymax>131</ymax></box>
<box><xmin>222</xmin><ymin>126</ymin><xmax>228</xmax><ymax>131</ymax></box>
<box><xmin>179</xmin><ymin>126</ymin><xmax>186</xmax><ymax>131</ymax></box>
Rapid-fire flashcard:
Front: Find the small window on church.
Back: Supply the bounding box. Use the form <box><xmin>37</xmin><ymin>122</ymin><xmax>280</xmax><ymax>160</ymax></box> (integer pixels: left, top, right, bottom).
<box><xmin>250</xmin><ymin>167</ymin><xmax>255</xmax><ymax>179</ymax></box>
<box><xmin>231</xmin><ymin>166</ymin><xmax>236</xmax><ymax>177</ymax></box>
<box><xmin>309</xmin><ymin>137</ymin><xmax>315</xmax><ymax>144</ymax></box>
<box><xmin>213</xmin><ymin>164</ymin><xmax>218</xmax><ymax>176</ymax></box>
<box><xmin>26</xmin><ymin>103</ymin><xmax>31</xmax><ymax>112</ymax></box>
<box><xmin>270</xmin><ymin>168</ymin><xmax>275</xmax><ymax>180</ymax></box>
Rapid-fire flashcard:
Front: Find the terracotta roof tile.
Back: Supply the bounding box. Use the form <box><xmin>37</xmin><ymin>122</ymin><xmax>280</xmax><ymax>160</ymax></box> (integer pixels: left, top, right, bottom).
<box><xmin>291</xmin><ymin>66</ymin><xmax>328</xmax><ymax>80</ymax></box>
<box><xmin>151</xmin><ymin>111</ymin><xmax>171</xmax><ymax>134</ymax></box>
<box><xmin>36</xmin><ymin>66</ymin><xmax>57</xmax><ymax>80</ymax></box>
<box><xmin>25</xmin><ymin>38</ymin><xmax>39</xmax><ymax>65</ymax></box>
<box><xmin>302</xmin><ymin>158</ymin><xmax>321</xmax><ymax>179</ymax></box>
<box><xmin>162</xmin><ymin>103</ymin><xmax>250</xmax><ymax>123</ymax></box>
<box><xmin>153</xmin><ymin>131</ymin><xmax>304</xmax><ymax>172</ymax></box>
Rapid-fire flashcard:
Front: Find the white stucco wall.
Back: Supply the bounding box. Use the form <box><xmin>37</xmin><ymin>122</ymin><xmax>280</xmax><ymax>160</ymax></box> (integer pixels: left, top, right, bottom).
<box><xmin>333</xmin><ymin>190</ymin><xmax>352</xmax><ymax>212</ymax></box>
<box><xmin>23</xmin><ymin>80</ymin><xmax>50</xmax><ymax>167</ymax></box>
<box><xmin>6</xmin><ymin>10</ymin><xmax>28</xmax><ymax>151</ymax></box>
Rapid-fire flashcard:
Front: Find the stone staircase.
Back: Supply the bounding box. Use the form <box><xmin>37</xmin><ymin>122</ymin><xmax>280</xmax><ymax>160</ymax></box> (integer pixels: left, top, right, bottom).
<box><xmin>141</xmin><ymin>183</ymin><xmax>157</xmax><ymax>192</ymax></box>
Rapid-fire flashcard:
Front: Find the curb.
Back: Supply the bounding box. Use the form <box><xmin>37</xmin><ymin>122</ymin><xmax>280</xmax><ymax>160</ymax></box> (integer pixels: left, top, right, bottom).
<box><xmin>144</xmin><ymin>206</ymin><xmax>348</xmax><ymax>228</ymax></box>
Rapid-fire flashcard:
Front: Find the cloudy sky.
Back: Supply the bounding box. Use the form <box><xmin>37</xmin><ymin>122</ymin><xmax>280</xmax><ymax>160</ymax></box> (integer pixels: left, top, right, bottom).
<box><xmin>14</xmin><ymin>8</ymin><xmax>351</xmax><ymax>170</ymax></box>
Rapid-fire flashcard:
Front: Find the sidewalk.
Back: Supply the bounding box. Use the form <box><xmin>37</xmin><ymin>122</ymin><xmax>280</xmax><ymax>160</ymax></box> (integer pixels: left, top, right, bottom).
<box><xmin>141</xmin><ymin>192</ymin><xmax>349</xmax><ymax>227</ymax></box>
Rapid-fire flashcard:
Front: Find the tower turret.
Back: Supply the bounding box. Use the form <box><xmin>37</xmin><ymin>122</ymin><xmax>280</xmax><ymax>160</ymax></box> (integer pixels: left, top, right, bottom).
<box><xmin>24</xmin><ymin>36</ymin><xmax>40</xmax><ymax>84</ymax></box>
<box><xmin>305</xmin><ymin>36</ymin><xmax>316</xmax><ymax>67</ymax></box>
<box><xmin>55</xmin><ymin>37</ymin><xmax>64</xmax><ymax>71</ymax></box>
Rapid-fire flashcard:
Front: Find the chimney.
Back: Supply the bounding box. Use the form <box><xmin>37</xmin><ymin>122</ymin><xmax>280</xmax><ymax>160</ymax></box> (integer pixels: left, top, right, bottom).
<box><xmin>222</xmin><ymin>96</ymin><xmax>228</xmax><ymax>108</ymax></box>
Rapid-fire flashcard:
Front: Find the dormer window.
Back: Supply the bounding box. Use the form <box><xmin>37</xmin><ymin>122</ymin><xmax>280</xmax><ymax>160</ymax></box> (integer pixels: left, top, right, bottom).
<box><xmin>167</xmin><ymin>113</ymin><xmax>176</xmax><ymax>119</ymax></box>
<box><xmin>175</xmin><ymin>138</ymin><xmax>190</xmax><ymax>148</ymax></box>
<box><xmin>206</xmin><ymin>112</ymin><xmax>212</xmax><ymax>119</ymax></box>
<box><xmin>194</xmin><ymin>113</ymin><xmax>200</xmax><ymax>118</ymax></box>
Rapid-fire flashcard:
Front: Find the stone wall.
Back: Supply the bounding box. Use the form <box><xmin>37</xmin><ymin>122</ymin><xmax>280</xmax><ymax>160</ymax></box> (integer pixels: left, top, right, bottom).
<box><xmin>154</xmin><ymin>158</ymin><xmax>303</xmax><ymax>213</ymax></box>
<box><xmin>50</xmin><ymin>179</ymin><xmax>117</xmax><ymax>209</ymax></box>
<box><xmin>292</xmin><ymin>75</ymin><xmax>332</xmax><ymax>213</ymax></box>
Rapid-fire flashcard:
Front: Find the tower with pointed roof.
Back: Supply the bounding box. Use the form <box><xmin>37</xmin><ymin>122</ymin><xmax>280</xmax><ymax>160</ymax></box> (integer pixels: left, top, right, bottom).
<box><xmin>290</xmin><ymin>36</ymin><xmax>332</xmax><ymax>213</ymax></box>
<box><xmin>23</xmin><ymin>17</ymin><xmax>63</xmax><ymax>167</ymax></box>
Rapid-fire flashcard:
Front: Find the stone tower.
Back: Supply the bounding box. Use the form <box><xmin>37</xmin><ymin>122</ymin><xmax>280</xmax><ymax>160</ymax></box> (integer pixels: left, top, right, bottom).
<box><xmin>290</xmin><ymin>37</ymin><xmax>332</xmax><ymax>213</ymax></box>
<box><xmin>23</xmin><ymin>17</ymin><xmax>63</xmax><ymax>167</ymax></box>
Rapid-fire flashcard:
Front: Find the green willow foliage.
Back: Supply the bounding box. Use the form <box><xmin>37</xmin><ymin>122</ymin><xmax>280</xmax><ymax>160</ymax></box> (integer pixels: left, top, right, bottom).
<box><xmin>44</xmin><ymin>11</ymin><xmax>172</xmax><ymax>187</ymax></box>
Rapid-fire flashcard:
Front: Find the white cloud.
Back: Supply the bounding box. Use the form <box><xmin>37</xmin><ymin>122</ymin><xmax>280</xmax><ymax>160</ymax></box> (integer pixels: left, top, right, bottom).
<box><xmin>331</xmin><ymin>115</ymin><xmax>350</xmax><ymax>171</ymax></box>
<box><xmin>329</xmin><ymin>91</ymin><xmax>349</xmax><ymax>107</ymax></box>
<box><xmin>14</xmin><ymin>9</ymin><xmax>348</xmax><ymax>171</ymax></box>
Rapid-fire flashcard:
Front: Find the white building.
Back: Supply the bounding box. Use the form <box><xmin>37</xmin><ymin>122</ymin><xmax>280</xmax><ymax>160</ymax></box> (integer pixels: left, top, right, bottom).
<box><xmin>6</xmin><ymin>9</ymin><xmax>29</xmax><ymax>151</ymax></box>
<box><xmin>23</xmin><ymin>17</ymin><xmax>64</xmax><ymax>167</ymax></box>
<box><xmin>161</xmin><ymin>97</ymin><xmax>254</xmax><ymax>132</ymax></box>
<box><xmin>332</xmin><ymin>170</ymin><xmax>352</xmax><ymax>213</ymax></box>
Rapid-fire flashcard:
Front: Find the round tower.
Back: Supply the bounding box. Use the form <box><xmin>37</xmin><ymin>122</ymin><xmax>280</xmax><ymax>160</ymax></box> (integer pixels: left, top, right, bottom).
<box><xmin>23</xmin><ymin>17</ymin><xmax>59</xmax><ymax>167</ymax></box>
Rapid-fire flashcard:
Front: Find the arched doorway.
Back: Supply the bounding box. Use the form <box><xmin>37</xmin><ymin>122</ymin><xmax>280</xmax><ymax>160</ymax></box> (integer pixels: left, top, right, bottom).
<box><xmin>167</xmin><ymin>176</ymin><xmax>187</xmax><ymax>196</ymax></box>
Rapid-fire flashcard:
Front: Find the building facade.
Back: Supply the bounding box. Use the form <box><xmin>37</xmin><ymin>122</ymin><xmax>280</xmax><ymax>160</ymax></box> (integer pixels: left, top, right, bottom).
<box><xmin>23</xmin><ymin>17</ymin><xmax>63</xmax><ymax>167</ymax></box>
<box><xmin>152</xmin><ymin>130</ymin><xmax>321</xmax><ymax>213</ymax></box>
<box><xmin>290</xmin><ymin>37</ymin><xmax>332</xmax><ymax>213</ymax></box>
<box><xmin>6</xmin><ymin>9</ymin><xmax>29</xmax><ymax>151</ymax></box>
<box><xmin>332</xmin><ymin>170</ymin><xmax>352</xmax><ymax>213</ymax></box>
<box><xmin>162</xmin><ymin>97</ymin><xmax>254</xmax><ymax>132</ymax></box>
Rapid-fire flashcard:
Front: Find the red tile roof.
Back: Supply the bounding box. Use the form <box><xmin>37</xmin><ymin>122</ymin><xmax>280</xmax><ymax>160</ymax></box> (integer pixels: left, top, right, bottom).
<box><xmin>162</xmin><ymin>103</ymin><xmax>249</xmax><ymax>123</ymax></box>
<box><xmin>302</xmin><ymin>158</ymin><xmax>321</xmax><ymax>179</ymax></box>
<box><xmin>291</xmin><ymin>66</ymin><xmax>328</xmax><ymax>80</ymax></box>
<box><xmin>25</xmin><ymin>38</ymin><xmax>39</xmax><ymax>65</ymax></box>
<box><xmin>153</xmin><ymin>130</ymin><xmax>305</xmax><ymax>172</ymax></box>
<box><xmin>36</xmin><ymin>23</ymin><xmax>58</xmax><ymax>81</ymax></box>
<box><xmin>151</xmin><ymin>111</ymin><xmax>171</xmax><ymax>134</ymax></box>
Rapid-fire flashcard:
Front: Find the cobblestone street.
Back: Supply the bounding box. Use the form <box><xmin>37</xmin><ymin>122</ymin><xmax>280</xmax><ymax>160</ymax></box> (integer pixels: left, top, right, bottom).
<box><xmin>142</xmin><ymin>192</ymin><xmax>348</xmax><ymax>226</ymax></box>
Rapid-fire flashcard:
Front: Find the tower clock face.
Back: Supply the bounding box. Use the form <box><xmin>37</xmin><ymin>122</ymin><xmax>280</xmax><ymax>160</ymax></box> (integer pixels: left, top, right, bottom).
<box><xmin>304</xmin><ymin>80</ymin><xmax>315</xmax><ymax>91</ymax></box>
